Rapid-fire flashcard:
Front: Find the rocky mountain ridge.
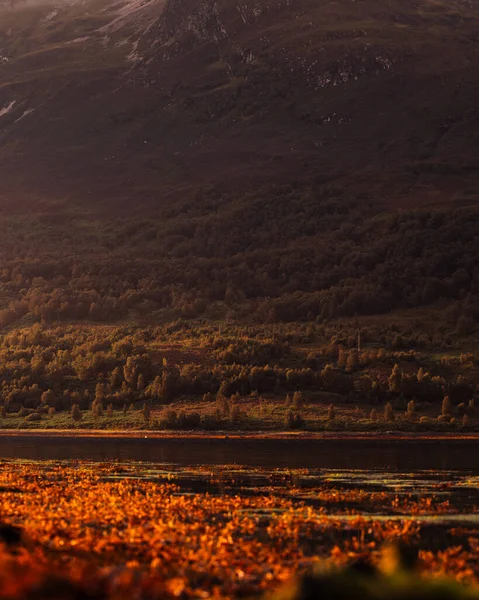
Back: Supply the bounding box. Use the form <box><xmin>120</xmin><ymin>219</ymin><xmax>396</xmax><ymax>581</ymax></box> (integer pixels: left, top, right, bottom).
<box><xmin>0</xmin><ymin>0</ymin><xmax>478</xmax><ymax>213</ymax></box>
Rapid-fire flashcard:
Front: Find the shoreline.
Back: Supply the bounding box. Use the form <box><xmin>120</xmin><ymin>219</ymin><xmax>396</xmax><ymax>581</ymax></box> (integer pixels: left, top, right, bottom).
<box><xmin>0</xmin><ymin>429</ymin><xmax>478</xmax><ymax>441</ymax></box>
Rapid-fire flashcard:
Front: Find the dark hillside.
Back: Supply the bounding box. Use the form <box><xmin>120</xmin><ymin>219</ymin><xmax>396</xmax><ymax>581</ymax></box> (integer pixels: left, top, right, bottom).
<box><xmin>0</xmin><ymin>0</ymin><xmax>479</xmax><ymax>209</ymax></box>
<box><xmin>0</xmin><ymin>0</ymin><xmax>478</xmax><ymax>343</ymax></box>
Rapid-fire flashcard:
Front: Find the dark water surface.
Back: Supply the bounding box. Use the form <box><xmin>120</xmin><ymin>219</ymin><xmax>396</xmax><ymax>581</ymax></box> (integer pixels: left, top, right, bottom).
<box><xmin>0</xmin><ymin>435</ymin><xmax>477</xmax><ymax>471</ymax></box>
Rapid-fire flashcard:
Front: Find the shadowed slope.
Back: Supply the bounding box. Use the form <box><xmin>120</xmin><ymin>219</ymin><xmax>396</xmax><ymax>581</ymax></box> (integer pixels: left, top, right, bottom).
<box><xmin>0</xmin><ymin>0</ymin><xmax>479</xmax><ymax>211</ymax></box>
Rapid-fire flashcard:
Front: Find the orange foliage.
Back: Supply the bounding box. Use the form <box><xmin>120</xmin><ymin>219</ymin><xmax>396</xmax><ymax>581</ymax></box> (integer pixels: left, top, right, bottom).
<box><xmin>0</xmin><ymin>462</ymin><xmax>476</xmax><ymax>598</ymax></box>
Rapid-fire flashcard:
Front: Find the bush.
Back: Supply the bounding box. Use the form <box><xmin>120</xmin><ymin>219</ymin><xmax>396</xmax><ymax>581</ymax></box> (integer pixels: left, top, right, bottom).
<box><xmin>25</xmin><ymin>412</ymin><xmax>41</xmax><ymax>422</ymax></box>
<box><xmin>178</xmin><ymin>411</ymin><xmax>201</xmax><ymax>429</ymax></box>
<box><xmin>441</xmin><ymin>395</ymin><xmax>452</xmax><ymax>416</ymax></box>
<box><xmin>469</xmin><ymin>398</ymin><xmax>475</xmax><ymax>416</ymax></box>
<box><xmin>92</xmin><ymin>400</ymin><xmax>103</xmax><ymax>418</ymax></box>
<box><xmin>201</xmin><ymin>414</ymin><xmax>222</xmax><ymax>430</ymax></box>
<box><xmin>384</xmin><ymin>402</ymin><xmax>394</xmax><ymax>422</ymax></box>
<box><xmin>327</xmin><ymin>404</ymin><xmax>335</xmax><ymax>421</ymax></box>
<box><xmin>231</xmin><ymin>404</ymin><xmax>241</xmax><ymax>422</ymax></box>
<box><xmin>160</xmin><ymin>409</ymin><xmax>178</xmax><ymax>429</ymax></box>
<box><xmin>284</xmin><ymin>410</ymin><xmax>305</xmax><ymax>430</ymax></box>
<box><xmin>142</xmin><ymin>403</ymin><xmax>151</xmax><ymax>423</ymax></box>
<box><xmin>406</xmin><ymin>400</ymin><xmax>416</xmax><ymax>416</ymax></box>
<box><xmin>71</xmin><ymin>404</ymin><xmax>82</xmax><ymax>423</ymax></box>
<box><xmin>292</xmin><ymin>391</ymin><xmax>303</xmax><ymax>410</ymax></box>
<box><xmin>159</xmin><ymin>410</ymin><xmax>202</xmax><ymax>430</ymax></box>
<box><xmin>216</xmin><ymin>394</ymin><xmax>230</xmax><ymax>417</ymax></box>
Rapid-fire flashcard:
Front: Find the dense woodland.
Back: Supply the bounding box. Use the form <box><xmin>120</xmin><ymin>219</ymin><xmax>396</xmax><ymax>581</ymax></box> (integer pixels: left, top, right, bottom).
<box><xmin>1</xmin><ymin>184</ymin><xmax>478</xmax><ymax>330</ymax></box>
<box><xmin>0</xmin><ymin>178</ymin><xmax>478</xmax><ymax>429</ymax></box>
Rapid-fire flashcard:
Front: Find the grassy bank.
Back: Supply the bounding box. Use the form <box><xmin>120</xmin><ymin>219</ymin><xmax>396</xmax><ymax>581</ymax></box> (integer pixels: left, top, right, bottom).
<box><xmin>1</xmin><ymin>397</ymin><xmax>478</xmax><ymax>433</ymax></box>
<box><xmin>0</xmin><ymin>319</ymin><xmax>478</xmax><ymax>435</ymax></box>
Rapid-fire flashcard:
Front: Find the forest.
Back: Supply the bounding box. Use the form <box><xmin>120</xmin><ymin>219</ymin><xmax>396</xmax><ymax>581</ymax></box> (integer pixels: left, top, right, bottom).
<box><xmin>1</xmin><ymin>184</ymin><xmax>479</xmax><ymax>328</ymax></box>
<box><xmin>0</xmin><ymin>179</ymin><xmax>478</xmax><ymax>430</ymax></box>
<box><xmin>0</xmin><ymin>317</ymin><xmax>475</xmax><ymax>430</ymax></box>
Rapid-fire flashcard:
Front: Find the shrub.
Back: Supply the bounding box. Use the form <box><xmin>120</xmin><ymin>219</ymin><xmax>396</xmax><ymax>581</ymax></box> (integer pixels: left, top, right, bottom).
<box><xmin>327</xmin><ymin>404</ymin><xmax>335</xmax><ymax>421</ymax></box>
<box><xmin>345</xmin><ymin>351</ymin><xmax>359</xmax><ymax>373</ymax></box>
<box><xmin>48</xmin><ymin>407</ymin><xmax>56</xmax><ymax>417</ymax></box>
<box><xmin>384</xmin><ymin>402</ymin><xmax>394</xmax><ymax>422</ymax></box>
<box><xmin>441</xmin><ymin>395</ymin><xmax>452</xmax><ymax>416</ymax></box>
<box><xmin>370</xmin><ymin>408</ymin><xmax>378</xmax><ymax>422</ymax></box>
<box><xmin>437</xmin><ymin>414</ymin><xmax>451</xmax><ymax>423</ymax></box>
<box><xmin>231</xmin><ymin>404</ymin><xmax>241</xmax><ymax>422</ymax></box>
<box><xmin>178</xmin><ymin>411</ymin><xmax>201</xmax><ymax>429</ymax></box>
<box><xmin>284</xmin><ymin>410</ymin><xmax>305</xmax><ymax>430</ymax></box>
<box><xmin>71</xmin><ymin>404</ymin><xmax>82</xmax><ymax>423</ymax></box>
<box><xmin>142</xmin><ymin>403</ymin><xmax>151</xmax><ymax>423</ymax></box>
<box><xmin>92</xmin><ymin>400</ymin><xmax>103</xmax><ymax>418</ymax></box>
<box><xmin>216</xmin><ymin>394</ymin><xmax>230</xmax><ymax>417</ymax></box>
<box><xmin>201</xmin><ymin>414</ymin><xmax>222</xmax><ymax>431</ymax></box>
<box><xmin>159</xmin><ymin>410</ymin><xmax>201</xmax><ymax>430</ymax></box>
<box><xmin>462</xmin><ymin>414</ymin><xmax>470</xmax><ymax>427</ymax></box>
<box><xmin>160</xmin><ymin>410</ymin><xmax>178</xmax><ymax>429</ymax></box>
<box><xmin>41</xmin><ymin>390</ymin><xmax>55</xmax><ymax>406</ymax></box>
<box><xmin>25</xmin><ymin>412</ymin><xmax>41</xmax><ymax>422</ymax></box>
<box><xmin>388</xmin><ymin>364</ymin><xmax>402</xmax><ymax>393</ymax></box>
<box><xmin>292</xmin><ymin>391</ymin><xmax>303</xmax><ymax>410</ymax></box>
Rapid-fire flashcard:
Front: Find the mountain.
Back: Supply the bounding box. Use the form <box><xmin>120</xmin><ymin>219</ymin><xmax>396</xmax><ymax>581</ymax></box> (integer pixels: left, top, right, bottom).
<box><xmin>1</xmin><ymin>0</ymin><xmax>479</xmax><ymax>212</ymax></box>
<box><xmin>0</xmin><ymin>0</ymin><xmax>479</xmax><ymax>426</ymax></box>
<box><xmin>0</xmin><ymin>0</ymin><xmax>478</xmax><ymax>335</ymax></box>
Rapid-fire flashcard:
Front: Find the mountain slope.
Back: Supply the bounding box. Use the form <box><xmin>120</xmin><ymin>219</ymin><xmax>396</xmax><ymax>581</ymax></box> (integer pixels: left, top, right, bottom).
<box><xmin>0</xmin><ymin>0</ymin><xmax>478</xmax><ymax>341</ymax></box>
<box><xmin>1</xmin><ymin>0</ymin><xmax>479</xmax><ymax>212</ymax></box>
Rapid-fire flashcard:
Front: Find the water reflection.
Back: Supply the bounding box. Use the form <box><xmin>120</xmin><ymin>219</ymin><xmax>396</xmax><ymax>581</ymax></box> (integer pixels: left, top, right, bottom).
<box><xmin>0</xmin><ymin>436</ymin><xmax>477</xmax><ymax>471</ymax></box>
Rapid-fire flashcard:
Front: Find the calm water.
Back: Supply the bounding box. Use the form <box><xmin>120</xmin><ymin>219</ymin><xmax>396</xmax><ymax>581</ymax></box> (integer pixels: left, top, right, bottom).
<box><xmin>0</xmin><ymin>435</ymin><xmax>477</xmax><ymax>470</ymax></box>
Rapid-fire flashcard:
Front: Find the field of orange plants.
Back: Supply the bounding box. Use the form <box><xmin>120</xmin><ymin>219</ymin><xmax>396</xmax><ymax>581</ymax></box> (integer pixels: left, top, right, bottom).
<box><xmin>0</xmin><ymin>461</ymin><xmax>477</xmax><ymax>599</ymax></box>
